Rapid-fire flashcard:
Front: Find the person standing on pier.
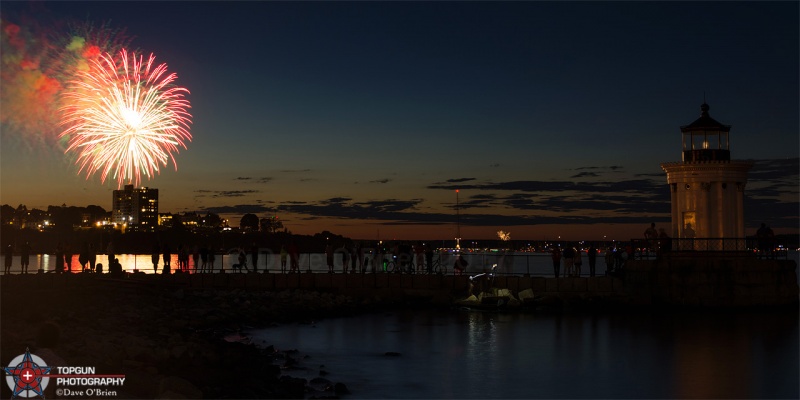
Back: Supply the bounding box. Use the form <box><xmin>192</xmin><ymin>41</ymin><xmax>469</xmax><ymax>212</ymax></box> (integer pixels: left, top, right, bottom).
<box><xmin>209</xmin><ymin>249</ymin><xmax>217</xmax><ymax>271</ymax></box>
<box><xmin>604</xmin><ymin>247</ymin><xmax>614</xmax><ymax>275</ymax></box>
<box><xmin>106</xmin><ymin>241</ymin><xmax>115</xmax><ymax>268</ymax></box>
<box><xmin>251</xmin><ymin>243</ymin><xmax>259</xmax><ymax>273</ymax></box>
<box><xmin>20</xmin><ymin>241</ymin><xmax>31</xmax><ymax>274</ymax></box>
<box><xmin>79</xmin><ymin>242</ymin><xmax>90</xmax><ymax>271</ymax></box>
<box><xmin>340</xmin><ymin>244</ymin><xmax>349</xmax><ymax>274</ymax></box>
<box><xmin>200</xmin><ymin>244</ymin><xmax>209</xmax><ymax>273</ymax></box>
<box><xmin>588</xmin><ymin>244</ymin><xmax>597</xmax><ymax>277</ymax></box>
<box><xmin>288</xmin><ymin>241</ymin><xmax>299</xmax><ymax>272</ymax></box>
<box><xmin>88</xmin><ymin>243</ymin><xmax>97</xmax><ymax>272</ymax></box>
<box><xmin>280</xmin><ymin>245</ymin><xmax>288</xmax><ymax>273</ymax></box>
<box><xmin>425</xmin><ymin>244</ymin><xmax>434</xmax><ymax>274</ymax></box>
<box><xmin>573</xmin><ymin>246</ymin><xmax>583</xmax><ymax>277</ymax></box>
<box><xmin>551</xmin><ymin>246</ymin><xmax>561</xmax><ymax>278</ymax></box>
<box><xmin>151</xmin><ymin>243</ymin><xmax>160</xmax><ymax>273</ymax></box>
<box><xmin>162</xmin><ymin>243</ymin><xmax>172</xmax><ymax>274</ymax></box>
<box><xmin>64</xmin><ymin>244</ymin><xmax>73</xmax><ymax>273</ymax></box>
<box><xmin>4</xmin><ymin>244</ymin><xmax>12</xmax><ymax>274</ymax></box>
<box><xmin>644</xmin><ymin>223</ymin><xmax>658</xmax><ymax>253</ymax></box>
<box><xmin>562</xmin><ymin>245</ymin><xmax>574</xmax><ymax>277</ymax></box>
<box><xmin>325</xmin><ymin>243</ymin><xmax>334</xmax><ymax>273</ymax></box>
<box><xmin>192</xmin><ymin>244</ymin><xmax>200</xmax><ymax>272</ymax></box>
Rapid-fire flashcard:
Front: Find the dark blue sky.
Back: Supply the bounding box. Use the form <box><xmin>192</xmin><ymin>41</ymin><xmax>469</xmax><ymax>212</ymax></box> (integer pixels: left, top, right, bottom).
<box><xmin>1</xmin><ymin>1</ymin><xmax>797</xmax><ymax>240</ymax></box>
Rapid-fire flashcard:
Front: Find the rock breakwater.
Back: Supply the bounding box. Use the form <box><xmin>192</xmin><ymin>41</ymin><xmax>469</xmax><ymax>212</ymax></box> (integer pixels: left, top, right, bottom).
<box><xmin>0</xmin><ymin>274</ymin><xmax>365</xmax><ymax>398</ymax></box>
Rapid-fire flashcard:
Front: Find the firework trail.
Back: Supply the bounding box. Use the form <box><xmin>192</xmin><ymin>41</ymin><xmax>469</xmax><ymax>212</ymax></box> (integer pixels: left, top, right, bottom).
<box><xmin>59</xmin><ymin>49</ymin><xmax>192</xmax><ymax>188</ymax></box>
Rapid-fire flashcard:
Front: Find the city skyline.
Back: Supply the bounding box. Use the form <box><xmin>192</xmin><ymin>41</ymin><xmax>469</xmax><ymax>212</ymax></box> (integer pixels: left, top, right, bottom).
<box><xmin>1</xmin><ymin>1</ymin><xmax>798</xmax><ymax>241</ymax></box>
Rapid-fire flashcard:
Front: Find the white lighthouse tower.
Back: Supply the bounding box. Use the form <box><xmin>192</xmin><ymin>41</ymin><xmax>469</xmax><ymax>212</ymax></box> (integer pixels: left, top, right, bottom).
<box><xmin>660</xmin><ymin>103</ymin><xmax>753</xmax><ymax>241</ymax></box>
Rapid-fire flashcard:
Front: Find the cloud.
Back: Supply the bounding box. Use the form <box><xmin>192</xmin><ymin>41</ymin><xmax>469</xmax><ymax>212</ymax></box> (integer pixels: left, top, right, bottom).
<box><xmin>193</xmin><ymin>190</ymin><xmax>260</xmax><ymax>198</ymax></box>
<box><xmin>571</xmin><ymin>172</ymin><xmax>599</xmax><ymax>178</ymax></box>
<box><xmin>201</xmin><ymin>204</ymin><xmax>272</xmax><ymax>214</ymax></box>
<box><xmin>427</xmin><ymin>178</ymin><xmax>664</xmax><ymax>193</ymax></box>
<box><xmin>279</xmin><ymin>169</ymin><xmax>312</xmax><ymax>173</ymax></box>
<box><xmin>446</xmin><ymin>178</ymin><xmax>476</xmax><ymax>183</ymax></box>
<box><xmin>369</xmin><ymin>178</ymin><xmax>391</xmax><ymax>184</ymax></box>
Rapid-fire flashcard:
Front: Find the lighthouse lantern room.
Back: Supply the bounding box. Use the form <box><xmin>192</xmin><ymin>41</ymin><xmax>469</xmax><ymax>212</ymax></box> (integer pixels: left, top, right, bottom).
<box><xmin>661</xmin><ymin>103</ymin><xmax>753</xmax><ymax>242</ymax></box>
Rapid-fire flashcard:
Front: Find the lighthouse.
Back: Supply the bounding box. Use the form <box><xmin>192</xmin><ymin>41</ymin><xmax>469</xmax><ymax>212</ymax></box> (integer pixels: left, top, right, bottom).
<box><xmin>660</xmin><ymin>103</ymin><xmax>753</xmax><ymax>241</ymax></box>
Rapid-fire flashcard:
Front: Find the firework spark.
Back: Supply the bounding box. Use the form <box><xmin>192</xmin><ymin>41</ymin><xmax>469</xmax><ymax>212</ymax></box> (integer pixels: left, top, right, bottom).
<box><xmin>1</xmin><ymin>17</ymin><xmax>130</xmax><ymax>152</ymax></box>
<box><xmin>497</xmin><ymin>230</ymin><xmax>511</xmax><ymax>241</ymax></box>
<box><xmin>59</xmin><ymin>49</ymin><xmax>192</xmax><ymax>187</ymax></box>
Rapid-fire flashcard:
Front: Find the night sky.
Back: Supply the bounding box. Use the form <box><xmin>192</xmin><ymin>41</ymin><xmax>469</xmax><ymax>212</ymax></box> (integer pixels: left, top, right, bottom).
<box><xmin>1</xmin><ymin>1</ymin><xmax>797</xmax><ymax>241</ymax></box>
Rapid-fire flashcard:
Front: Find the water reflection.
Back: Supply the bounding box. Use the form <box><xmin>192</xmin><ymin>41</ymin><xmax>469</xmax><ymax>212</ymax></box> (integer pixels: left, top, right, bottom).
<box><xmin>250</xmin><ymin>310</ymin><xmax>798</xmax><ymax>399</ymax></box>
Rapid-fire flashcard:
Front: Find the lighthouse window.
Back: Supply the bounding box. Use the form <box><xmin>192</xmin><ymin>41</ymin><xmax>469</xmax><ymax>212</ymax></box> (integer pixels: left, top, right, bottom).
<box><xmin>685</xmin><ymin>184</ymin><xmax>691</xmax><ymax>190</ymax></box>
<box><xmin>722</xmin><ymin>183</ymin><xmax>727</xmax><ymax>189</ymax></box>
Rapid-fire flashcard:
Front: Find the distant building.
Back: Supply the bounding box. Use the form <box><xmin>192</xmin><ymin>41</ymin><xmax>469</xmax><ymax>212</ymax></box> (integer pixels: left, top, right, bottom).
<box><xmin>661</xmin><ymin>103</ymin><xmax>753</xmax><ymax>240</ymax></box>
<box><xmin>111</xmin><ymin>185</ymin><xmax>159</xmax><ymax>231</ymax></box>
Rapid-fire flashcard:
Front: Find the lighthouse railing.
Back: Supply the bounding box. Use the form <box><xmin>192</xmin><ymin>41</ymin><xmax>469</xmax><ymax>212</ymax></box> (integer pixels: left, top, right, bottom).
<box><xmin>630</xmin><ymin>238</ymin><xmax>787</xmax><ymax>260</ymax></box>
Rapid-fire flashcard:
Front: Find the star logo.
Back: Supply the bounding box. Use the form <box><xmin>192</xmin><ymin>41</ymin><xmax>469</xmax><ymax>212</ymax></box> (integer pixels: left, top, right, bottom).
<box><xmin>4</xmin><ymin>348</ymin><xmax>51</xmax><ymax>398</ymax></box>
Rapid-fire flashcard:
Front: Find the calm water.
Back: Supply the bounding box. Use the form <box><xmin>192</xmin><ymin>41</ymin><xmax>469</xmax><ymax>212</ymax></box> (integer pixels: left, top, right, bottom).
<box><xmin>250</xmin><ymin>309</ymin><xmax>799</xmax><ymax>399</ymax></box>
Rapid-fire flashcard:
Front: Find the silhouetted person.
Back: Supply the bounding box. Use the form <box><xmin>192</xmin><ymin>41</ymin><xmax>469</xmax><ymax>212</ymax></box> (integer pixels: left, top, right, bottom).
<box><xmin>340</xmin><ymin>244</ymin><xmax>349</xmax><ymax>274</ymax></box>
<box><xmin>588</xmin><ymin>244</ymin><xmax>597</xmax><ymax>277</ymax></box>
<box><xmin>756</xmin><ymin>223</ymin><xmax>772</xmax><ymax>259</ymax></box>
<box><xmin>106</xmin><ymin>241</ymin><xmax>115</xmax><ymax>267</ymax></box>
<box><xmin>551</xmin><ymin>246</ymin><xmax>561</xmax><ymax>278</ymax></box>
<box><xmin>110</xmin><ymin>257</ymin><xmax>123</xmax><ymax>275</ymax></box>
<box><xmin>614</xmin><ymin>246</ymin><xmax>625</xmax><ymax>271</ymax></box>
<box><xmin>562</xmin><ymin>246</ymin><xmax>575</xmax><ymax>277</ymax></box>
<box><xmin>237</xmin><ymin>248</ymin><xmax>248</xmax><ymax>272</ymax></box>
<box><xmin>288</xmin><ymin>241</ymin><xmax>299</xmax><ymax>273</ymax></box>
<box><xmin>64</xmin><ymin>244</ymin><xmax>73</xmax><ymax>273</ymax></box>
<box><xmin>425</xmin><ymin>244</ymin><xmax>434</xmax><ymax>274</ymax></box>
<box><xmin>414</xmin><ymin>242</ymin><xmax>424</xmax><ymax>273</ymax></box>
<box><xmin>280</xmin><ymin>245</ymin><xmax>288</xmax><ymax>273</ymax></box>
<box><xmin>684</xmin><ymin>223</ymin><xmax>696</xmax><ymax>238</ymax></box>
<box><xmin>453</xmin><ymin>254</ymin><xmax>468</xmax><ymax>275</ymax></box>
<box><xmin>325</xmin><ymin>244</ymin><xmax>334</xmax><ymax>273</ymax></box>
<box><xmin>251</xmin><ymin>243</ymin><xmax>259</xmax><ymax>272</ymax></box>
<box><xmin>351</xmin><ymin>244</ymin><xmax>358</xmax><ymax>273</ymax></box>
<box><xmin>766</xmin><ymin>224</ymin><xmax>775</xmax><ymax>259</ymax></box>
<box><xmin>658</xmin><ymin>228</ymin><xmax>671</xmax><ymax>258</ymax></box>
<box><xmin>152</xmin><ymin>243</ymin><xmax>160</xmax><ymax>273</ymax></box>
<box><xmin>162</xmin><ymin>244</ymin><xmax>171</xmax><ymax>273</ymax></box>
<box><xmin>573</xmin><ymin>246</ymin><xmax>582</xmax><ymax>277</ymax></box>
<box><xmin>192</xmin><ymin>244</ymin><xmax>200</xmax><ymax>272</ymax></box>
<box><xmin>20</xmin><ymin>241</ymin><xmax>31</xmax><ymax>274</ymax></box>
<box><xmin>88</xmin><ymin>243</ymin><xmax>96</xmax><ymax>272</ymax></box>
<box><xmin>604</xmin><ymin>247</ymin><xmax>614</xmax><ymax>275</ymax></box>
<box><xmin>209</xmin><ymin>249</ymin><xmax>217</xmax><ymax>271</ymax></box>
<box><xmin>4</xmin><ymin>244</ymin><xmax>12</xmax><ymax>274</ymax></box>
<box><xmin>683</xmin><ymin>223</ymin><xmax>696</xmax><ymax>251</ymax></box>
<box><xmin>80</xmin><ymin>242</ymin><xmax>90</xmax><ymax>271</ymax></box>
<box><xmin>644</xmin><ymin>223</ymin><xmax>658</xmax><ymax>253</ymax></box>
<box><xmin>357</xmin><ymin>242</ymin><xmax>365</xmax><ymax>273</ymax></box>
<box><xmin>200</xmin><ymin>244</ymin><xmax>209</xmax><ymax>272</ymax></box>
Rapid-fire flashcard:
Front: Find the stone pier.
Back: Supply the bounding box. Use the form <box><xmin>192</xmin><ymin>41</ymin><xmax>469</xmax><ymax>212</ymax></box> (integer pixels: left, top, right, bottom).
<box><xmin>3</xmin><ymin>256</ymin><xmax>797</xmax><ymax>308</ymax></box>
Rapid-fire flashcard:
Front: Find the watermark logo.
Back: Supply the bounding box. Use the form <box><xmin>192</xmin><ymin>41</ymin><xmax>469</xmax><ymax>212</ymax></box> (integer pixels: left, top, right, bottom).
<box><xmin>4</xmin><ymin>348</ymin><xmax>50</xmax><ymax>398</ymax></box>
<box><xmin>4</xmin><ymin>348</ymin><xmax>126</xmax><ymax>398</ymax></box>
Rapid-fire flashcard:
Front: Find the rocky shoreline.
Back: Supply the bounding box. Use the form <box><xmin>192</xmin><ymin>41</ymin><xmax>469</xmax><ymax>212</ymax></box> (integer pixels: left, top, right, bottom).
<box><xmin>0</xmin><ymin>274</ymin><xmax>378</xmax><ymax>399</ymax></box>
